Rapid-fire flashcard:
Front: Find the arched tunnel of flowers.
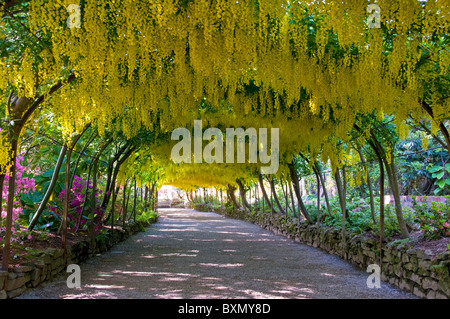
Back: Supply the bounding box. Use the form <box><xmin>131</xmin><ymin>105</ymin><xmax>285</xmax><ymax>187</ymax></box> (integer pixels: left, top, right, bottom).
<box><xmin>0</xmin><ymin>0</ymin><xmax>449</xmax><ymax>282</ymax></box>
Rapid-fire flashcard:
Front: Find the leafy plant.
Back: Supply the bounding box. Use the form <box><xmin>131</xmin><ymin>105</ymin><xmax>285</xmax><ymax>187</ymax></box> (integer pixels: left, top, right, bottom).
<box><xmin>413</xmin><ymin>196</ymin><xmax>450</xmax><ymax>240</ymax></box>
<box><xmin>428</xmin><ymin>164</ymin><xmax>450</xmax><ymax>195</ymax></box>
<box><xmin>136</xmin><ymin>209</ymin><xmax>159</xmax><ymax>224</ymax></box>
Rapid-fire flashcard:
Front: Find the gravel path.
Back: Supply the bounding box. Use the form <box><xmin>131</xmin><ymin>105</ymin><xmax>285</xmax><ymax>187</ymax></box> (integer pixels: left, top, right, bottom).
<box><xmin>17</xmin><ymin>208</ymin><xmax>415</xmax><ymax>299</ymax></box>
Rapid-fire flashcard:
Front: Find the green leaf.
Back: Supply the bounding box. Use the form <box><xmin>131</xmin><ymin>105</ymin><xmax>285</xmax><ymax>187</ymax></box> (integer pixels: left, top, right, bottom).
<box><xmin>445</xmin><ymin>163</ymin><xmax>450</xmax><ymax>173</ymax></box>
<box><xmin>437</xmin><ymin>179</ymin><xmax>446</xmax><ymax>188</ymax></box>
<box><xmin>42</xmin><ymin>170</ymin><xmax>54</xmax><ymax>178</ymax></box>
<box><xmin>429</xmin><ymin>166</ymin><xmax>442</xmax><ymax>173</ymax></box>
<box><xmin>435</xmin><ymin>171</ymin><xmax>445</xmax><ymax>180</ymax></box>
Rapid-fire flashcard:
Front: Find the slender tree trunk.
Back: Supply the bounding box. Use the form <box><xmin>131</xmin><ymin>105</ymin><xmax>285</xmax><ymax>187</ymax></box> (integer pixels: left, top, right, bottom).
<box><xmin>288</xmin><ymin>181</ymin><xmax>299</xmax><ymax>218</ymax></box>
<box><xmin>2</xmin><ymin>135</ymin><xmax>18</xmax><ymax>271</ymax></box>
<box><xmin>133</xmin><ymin>179</ymin><xmax>137</xmax><ymax>222</ymax></box>
<box><xmin>110</xmin><ymin>185</ymin><xmax>119</xmax><ymax>239</ymax></box>
<box><xmin>288</xmin><ymin>163</ymin><xmax>312</xmax><ymax>223</ymax></box>
<box><xmin>384</xmin><ymin>157</ymin><xmax>409</xmax><ymax>238</ymax></box>
<box><xmin>269</xmin><ymin>177</ymin><xmax>286</xmax><ymax>216</ymax></box>
<box><xmin>69</xmin><ymin>129</ymin><xmax>96</xmax><ymax>187</ymax></box>
<box><xmin>334</xmin><ymin>167</ymin><xmax>347</xmax><ymax>259</ymax></box>
<box><xmin>281</xmin><ymin>180</ymin><xmax>289</xmax><ymax>215</ymax></box>
<box><xmin>373</xmin><ymin>144</ymin><xmax>385</xmax><ymax>270</ymax></box>
<box><xmin>122</xmin><ymin>180</ymin><xmax>128</xmax><ymax>227</ymax></box>
<box><xmin>90</xmin><ymin>159</ymin><xmax>98</xmax><ymax>245</ymax></box>
<box><xmin>236</xmin><ymin>179</ymin><xmax>251</xmax><ymax>211</ymax></box>
<box><xmin>101</xmin><ymin>142</ymin><xmax>128</xmax><ymax>209</ymax></box>
<box><xmin>316</xmin><ymin>172</ymin><xmax>321</xmax><ymax>223</ymax></box>
<box><xmin>369</xmin><ymin>134</ymin><xmax>409</xmax><ymax>239</ymax></box>
<box><xmin>314</xmin><ymin>163</ymin><xmax>332</xmax><ymax>216</ymax></box>
<box><xmin>258</xmin><ymin>174</ymin><xmax>273</xmax><ymax>213</ymax></box>
<box><xmin>0</xmin><ymin>173</ymin><xmax>5</xmax><ymax>227</ymax></box>
<box><xmin>355</xmin><ymin>142</ymin><xmax>376</xmax><ymax>224</ymax></box>
<box><xmin>227</xmin><ymin>184</ymin><xmax>240</xmax><ymax>209</ymax></box>
<box><xmin>102</xmin><ymin>146</ymin><xmax>135</xmax><ymax>211</ymax></box>
<box><xmin>62</xmin><ymin>125</ymin><xmax>89</xmax><ymax>252</ymax></box>
<box><xmin>28</xmin><ymin>145</ymin><xmax>67</xmax><ymax>231</ymax></box>
<box><xmin>76</xmin><ymin>160</ymin><xmax>92</xmax><ymax>232</ymax></box>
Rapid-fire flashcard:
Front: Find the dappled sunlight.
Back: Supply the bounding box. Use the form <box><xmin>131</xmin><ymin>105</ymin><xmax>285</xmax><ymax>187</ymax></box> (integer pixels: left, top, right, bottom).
<box><xmin>17</xmin><ymin>208</ymin><xmax>416</xmax><ymax>299</ymax></box>
<box><xmin>196</xmin><ymin>263</ymin><xmax>244</xmax><ymax>268</ymax></box>
<box><xmin>85</xmin><ymin>284</ymin><xmax>126</xmax><ymax>289</ymax></box>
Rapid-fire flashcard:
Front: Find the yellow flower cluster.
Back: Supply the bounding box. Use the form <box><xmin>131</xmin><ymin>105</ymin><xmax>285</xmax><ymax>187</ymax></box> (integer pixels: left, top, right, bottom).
<box><xmin>0</xmin><ymin>0</ymin><xmax>447</xmax><ymax>189</ymax></box>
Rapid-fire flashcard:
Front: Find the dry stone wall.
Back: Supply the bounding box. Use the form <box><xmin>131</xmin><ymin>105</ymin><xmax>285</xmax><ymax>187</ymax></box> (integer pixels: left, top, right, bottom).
<box><xmin>0</xmin><ymin>220</ymin><xmax>154</xmax><ymax>299</ymax></box>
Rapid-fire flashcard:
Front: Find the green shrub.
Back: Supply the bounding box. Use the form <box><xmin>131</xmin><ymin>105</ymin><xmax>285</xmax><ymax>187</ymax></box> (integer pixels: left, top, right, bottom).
<box><xmin>412</xmin><ymin>196</ymin><xmax>450</xmax><ymax>240</ymax></box>
<box><xmin>136</xmin><ymin>210</ymin><xmax>159</xmax><ymax>224</ymax></box>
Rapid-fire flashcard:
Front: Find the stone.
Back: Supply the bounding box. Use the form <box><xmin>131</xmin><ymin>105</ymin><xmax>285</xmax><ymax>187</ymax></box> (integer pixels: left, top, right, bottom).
<box><xmin>14</xmin><ymin>264</ymin><xmax>34</xmax><ymax>273</ymax></box>
<box><xmin>434</xmin><ymin>291</ymin><xmax>448</xmax><ymax>299</ymax></box>
<box><xmin>422</xmin><ymin>278</ymin><xmax>440</xmax><ymax>291</ymax></box>
<box><xmin>0</xmin><ymin>290</ymin><xmax>7</xmax><ymax>299</ymax></box>
<box><xmin>413</xmin><ymin>286</ymin><xmax>427</xmax><ymax>299</ymax></box>
<box><xmin>0</xmin><ymin>271</ymin><xmax>7</xmax><ymax>289</ymax></box>
<box><xmin>6</xmin><ymin>275</ymin><xmax>26</xmax><ymax>291</ymax></box>
<box><xmin>33</xmin><ymin>259</ymin><xmax>46</xmax><ymax>268</ymax></box>
<box><xmin>418</xmin><ymin>259</ymin><xmax>431</xmax><ymax>272</ymax></box>
<box><xmin>7</xmin><ymin>272</ymin><xmax>18</xmax><ymax>280</ymax></box>
<box><xmin>417</xmin><ymin>249</ymin><xmax>432</xmax><ymax>260</ymax></box>
<box><xmin>426</xmin><ymin>290</ymin><xmax>436</xmax><ymax>299</ymax></box>
<box><xmin>401</xmin><ymin>253</ymin><xmax>409</xmax><ymax>263</ymax></box>
<box><xmin>31</xmin><ymin>268</ymin><xmax>41</xmax><ymax>281</ymax></box>
<box><xmin>404</xmin><ymin>262</ymin><xmax>418</xmax><ymax>272</ymax></box>
<box><xmin>409</xmin><ymin>273</ymin><xmax>422</xmax><ymax>285</ymax></box>
<box><xmin>6</xmin><ymin>285</ymin><xmax>26</xmax><ymax>298</ymax></box>
<box><xmin>399</xmin><ymin>279</ymin><xmax>413</xmax><ymax>292</ymax></box>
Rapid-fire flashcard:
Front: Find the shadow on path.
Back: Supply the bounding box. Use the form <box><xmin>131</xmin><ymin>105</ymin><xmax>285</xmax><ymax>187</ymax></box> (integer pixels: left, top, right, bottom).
<box><xmin>17</xmin><ymin>208</ymin><xmax>416</xmax><ymax>299</ymax></box>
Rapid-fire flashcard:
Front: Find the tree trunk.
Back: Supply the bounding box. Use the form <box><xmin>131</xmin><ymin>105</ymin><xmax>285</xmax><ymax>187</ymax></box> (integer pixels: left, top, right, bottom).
<box><xmin>334</xmin><ymin>167</ymin><xmax>347</xmax><ymax>259</ymax></box>
<box><xmin>69</xmin><ymin>129</ymin><xmax>96</xmax><ymax>187</ymax></box>
<box><xmin>258</xmin><ymin>174</ymin><xmax>276</xmax><ymax>213</ymax></box>
<box><xmin>369</xmin><ymin>134</ymin><xmax>409</xmax><ymax>239</ymax></box>
<box><xmin>28</xmin><ymin>145</ymin><xmax>67</xmax><ymax>231</ymax></box>
<box><xmin>2</xmin><ymin>134</ymin><xmax>18</xmax><ymax>271</ymax></box>
<box><xmin>287</xmin><ymin>163</ymin><xmax>312</xmax><ymax>223</ymax></box>
<box><xmin>384</xmin><ymin>157</ymin><xmax>409</xmax><ymax>238</ymax></box>
<box><xmin>62</xmin><ymin>125</ymin><xmax>89</xmax><ymax>252</ymax></box>
<box><xmin>316</xmin><ymin>172</ymin><xmax>321</xmax><ymax>223</ymax></box>
<box><xmin>122</xmin><ymin>180</ymin><xmax>128</xmax><ymax>227</ymax></box>
<box><xmin>269</xmin><ymin>176</ymin><xmax>286</xmax><ymax>216</ymax></box>
<box><xmin>101</xmin><ymin>141</ymin><xmax>127</xmax><ymax>209</ymax></box>
<box><xmin>133</xmin><ymin>179</ymin><xmax>137</xmax><ymax>222</ymax></box>
<box><xmin>102</xmin><ymin>146</ymin><xmax>135</xmax><ymax>211</ymax></box>
<box><xmin>372</xmin><ymin>143</ymin><xmax>385</xmax><ymax>270</ymax></box>
<box><xmin>281</xmin><ymin>180</ymin><xmax>289</xmax><ymax>215</ymax></box>
<box><xmin>355</xmin><ymin>142</ymin><xmax>376</xmax><ymax>224</ymax></box>
<box><xmin>110</xmin><ymin>185</ymin><xmax>119</xmax><ymax>239</ymax></box>
<box><xmin>0</xmin><ymin>173</ymin><xmax>5</xmax><ymax>227</ymax></box>
<box><xmin>227</xmin><ymin>184</ymin><xmax>240</xmax><ymax>209</ymax></box>
<box><xmin>288</xmin><ymin>181</ymin><xmax>299</xmax><ymax>218</ymax></box>
<box><xmin>236</xmin><ymin>178</ymin><xmax>251</xmax><ymax>211</ymax></box>
<box><xmin>314</xmin><ymin>163</ymin><xmax>332</xmax><ymax>216</ymax></box>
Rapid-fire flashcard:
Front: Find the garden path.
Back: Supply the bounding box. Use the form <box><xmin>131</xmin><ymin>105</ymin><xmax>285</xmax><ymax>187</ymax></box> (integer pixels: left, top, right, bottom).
<box><xmin>17</xmin><ymin>208</ymin><xmax>415</xmax><ymax>299</ymax></box>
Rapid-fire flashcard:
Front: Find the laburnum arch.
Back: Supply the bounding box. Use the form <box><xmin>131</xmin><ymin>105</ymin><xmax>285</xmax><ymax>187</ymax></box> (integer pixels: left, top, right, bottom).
<box><xmin>0</xmin><ymin>0</ymin><xmax>449</xmax><ymax>270</ymax></box>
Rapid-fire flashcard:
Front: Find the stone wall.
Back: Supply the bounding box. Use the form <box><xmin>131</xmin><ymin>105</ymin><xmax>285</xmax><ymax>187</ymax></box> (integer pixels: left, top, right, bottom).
<box><xmin>0</xmin><ymin>220</ymin><xmax>154</xmax><ymax>299</ymax></box>
<box><xmin>198</xmin><ymin>204</ymin><xmax>450</xmax><ymax>299</ymax></box>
